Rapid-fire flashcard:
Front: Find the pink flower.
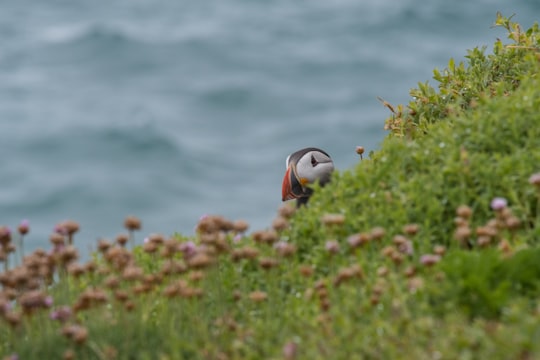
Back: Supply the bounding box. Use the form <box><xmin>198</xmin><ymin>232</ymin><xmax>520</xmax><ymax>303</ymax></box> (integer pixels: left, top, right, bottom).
<box><xmin>50</xmin><ymin>306</ymin><xmax>72</xmax><ymax>322</ymax></box>
<box><xmin>179</xmin><ymin>241</ymin><xmax>197</xmax><ymax>258</ymax></box>
<box><xmin>233</xmin><ymin>234</ymin><xmax>242</xmax><ymax>244</ymax></box>
<box><xmin>529</xmin><ymin>173</ymin><xmax>540</xmax><ymax>186</ymax></box>
<box><xmin>283</xmin><ymin>341</ymin><xmax>298</xmax><ymax>359</ymax></box>
<box><xmin>420</xmin><ymin>254</ymin><xmax>441</xmax><ymax>267</ymax></box>
<box><xmin>398</xmin><ymin>240</ymin><xmax>414</xmax><ymax>256</ymax></box>
<box><xmin>325</xmin><ymin>240</ymin><xmax>340</xmax><ymax>254</ymax></box>
<box><xmin>490</xmin><ymin>197</ymin><xmax>507</xmax><ymax>211</ymax></box>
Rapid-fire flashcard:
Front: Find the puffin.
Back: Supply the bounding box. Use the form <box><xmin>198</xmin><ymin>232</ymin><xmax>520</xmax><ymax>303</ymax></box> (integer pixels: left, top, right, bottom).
<box><xmin>282</xmin><ymin>147</ymin><xmax>334</xmax><ymax>207</ymax></box>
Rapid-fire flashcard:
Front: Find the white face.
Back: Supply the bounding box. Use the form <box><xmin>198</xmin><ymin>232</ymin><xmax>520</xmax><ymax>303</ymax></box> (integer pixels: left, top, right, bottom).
<box><xmin>295</xmin><ymin>150</ymin><xmax>334</xmax><ymax>185</ymax></box>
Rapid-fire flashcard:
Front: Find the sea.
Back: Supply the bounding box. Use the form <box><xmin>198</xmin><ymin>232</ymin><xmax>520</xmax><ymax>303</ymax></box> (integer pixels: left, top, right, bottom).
<box><xmin>0</xmin><ymin>0</ymin><xmax>538</xmax><ymax>257</ymax></box>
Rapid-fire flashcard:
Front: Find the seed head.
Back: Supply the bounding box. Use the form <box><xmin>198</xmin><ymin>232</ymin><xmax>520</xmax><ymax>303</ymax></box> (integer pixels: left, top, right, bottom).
<box><xmin>124</xmin><ymin>215</ymin><xmax>142</xmax><ymax>231</ymax></box>
<box><xmin>454</xmin><ymin>226</ymin><xmax>471</xmax><ymax>244</ymax></box>
<box><xmin>0</xmin><ymin>226</ymin><xmax>11</xmax><ymax>246</ymax></box>
<box><xmin>456</xmin><ymin>205</ymin><xmax>473</xmax><ymax>219</ymax></box>
<box><xmin>116</xmin><ymin>234</ymin><xmax>129</xmax><ymax>247</ymax></box>
<box><xmin>259</xmin><ymin>257</ymin><xmax>279</xmax><ymax>270</ymax></box>
<box><xmin>63</xmin><ymin>349</ymin><xmax>75</xmax><ymax>360</ymax></box>
<box><xmin>347</xmin><ymin>233</ymin><xmax>370</xmax><ymax>248</ymax></box>
<box><xmin>370</xmin><ymin>227</ymin><xmax>386</xmax><ymax>241</ymax></box>
<box><xmin>325</xmin><ymin>240</ymin><xmax>340</xmax><ymax>254</ymax></box>
<box><xmin>299</xmin><ymin>265</ymin><xmax>314</xmax><ymax>277</ymax></box>
<box><xmin>420</xmin><ymin>254</ymin><xmax>441</xmax><ymax>267</ymax></box>
<box><xmin>408</xmin><ymin>277</ymin><xmax>425</xmax><ymax>292</ymax></box>
<box><xmin>377</xmin><ymin>266</ymin><xmax>389</xmax><ymax>277</ymax></box>
<box><xmin>278</xmin><ymin>204</ymin><xmax>296</xmax><ymax>219</ymax></box>
<box><xmin>17</xmin><ymin>220</ymin><xmax>30</xmax><ymax>235</ymax></box>
<box><xmin>187</xmin><ymin>252</ymin><xmax>214</xmax><ymax>269</ymax></box>
<box><xmin>505</xmin><ymin>216</ymin><xmax>521</xmax><ymax>230</ymax></box>
<box><xmin>321</xmin><ymin>214</ymin><xmax>346</xmax><ymax>226</ymax></box>
<box><xmin>97</xmin><ymin>239</ymin><xmax>112</xmax><ymax>253</ymax></box>
<box><xmin>272</xmin><ymin>217</ymin><xmax>289</xmax><ymax>232</ymax></box>
<box><xmin>355</xmin><ymin>146</ymin><xmax>365</xmax><ymax>155</ymax></box>
<box><xmin>232</xmin><ymin>219</ymin><xmax>249</xmax><ymax>233</ymax></box>
<box><xmin>283</xmin><ymin>341</ymin><xmax>298</xmax><ymax>360</ymax></box>
<box><xmin>528</xmin><ymin>173</ymin><xmax>540</xmax><ymax>186</ymax></box>
<box><xmin>433</xmin><ymin>245</ymin><xmax>446</xmax><ymax>256</ymax></box>
<box><xmin>252</xmin><ymin>230</ymin><xmax>279</xmax><ymax>245</ymax></box>
<box><xmin>248</xmin><ymin>291</ymin><xmax>267</xmax><ymax>302</ymax></box>
<box><xmin>61</xmin><ymin>220</ymin><xmax>80</xmax><ymax>236</ymax></box>
<box><xmin>50</xmin><ymin>306</ymin><xmax>72</xmax><ymax>323</ymax></box>
<box><xmin>274</xmin><ymin>241</ymin><xmax>297</xmax><ymax>257</ymax></box>
<box><xmin>49</xmin><ymin>233</ymin><xmax>65</xmax><ymax>247</ymax></box>
<box><xmin>402</xmin><ymin>224</ymin><xmax>419</xmax><ymax>236</ymax></box>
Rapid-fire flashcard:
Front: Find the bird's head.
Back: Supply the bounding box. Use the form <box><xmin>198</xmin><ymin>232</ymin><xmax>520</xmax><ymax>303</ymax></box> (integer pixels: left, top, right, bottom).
<box><xmin>282</xmin><ymin>147</ymin><xmax>334</xmax><ymax>204</ymax></box>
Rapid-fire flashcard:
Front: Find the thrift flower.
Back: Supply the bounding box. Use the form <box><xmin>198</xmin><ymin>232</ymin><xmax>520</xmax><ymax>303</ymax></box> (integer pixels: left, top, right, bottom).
<box><xmin>490</xmin><ymin>197</ymin><xmax>507</xmax><ymax>211</ymax></box>
<box><xmin>420</xmin><ymin>254</ymin><xmax>441</xmax><ymax>267</ymax></box>
<box><xmin>325</xmin><ymin>240</ymin><xmax>340</xmax><ymax>254</ymax></box>
<box><xmin>17</xmin><ymin>219</ymin><xmax>29</xmax><ymax>235</ymax></box>
<box><xmin>179</xmin><ymin>241</ymin><xmax>197</xmax><ymax>258</ymax></box>
<box><xmin>528</xmin><ymin>173</ymin><xmax>540</xmax><ymax>186</ymax></box>
<box><xmin>50</xmin><ymin>306</ymin><xmax>72</xmax><ymax>322</ymax></box>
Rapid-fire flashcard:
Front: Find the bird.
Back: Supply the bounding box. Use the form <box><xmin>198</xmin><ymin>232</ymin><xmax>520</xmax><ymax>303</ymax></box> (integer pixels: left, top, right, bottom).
<box><xmin>281</xmin><ymin>147</ymin><xmax>334</xmax><ymax>207</ymax></box>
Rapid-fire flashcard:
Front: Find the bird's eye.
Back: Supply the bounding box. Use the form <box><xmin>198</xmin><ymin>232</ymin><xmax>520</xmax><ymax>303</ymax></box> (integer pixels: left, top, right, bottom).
<box><xmin>311</xmin><ymin>154</ymin><xmax>318</xmax><ymax>167</ymax></box>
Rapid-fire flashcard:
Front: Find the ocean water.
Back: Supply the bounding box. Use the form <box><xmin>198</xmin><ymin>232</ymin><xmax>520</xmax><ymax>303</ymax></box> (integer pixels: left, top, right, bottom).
<box><xmin>0</xmin><ymin>1</ymin><xmax>538</xmax><ymax>256</ymax></box>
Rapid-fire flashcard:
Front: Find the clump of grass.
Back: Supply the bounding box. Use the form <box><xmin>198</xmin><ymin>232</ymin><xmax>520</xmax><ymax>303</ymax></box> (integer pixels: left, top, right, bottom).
<box><xmin>1</xmin><ymin>14</ymin><xmax>540</xmax><ymax>360</ymax></box>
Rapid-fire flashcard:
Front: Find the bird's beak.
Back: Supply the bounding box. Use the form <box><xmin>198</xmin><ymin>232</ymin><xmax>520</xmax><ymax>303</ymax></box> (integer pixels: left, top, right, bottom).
<box><xmin>282</xmin><ymin>165</ymin><xmax>306</xmax><ymax>201</ymax></box>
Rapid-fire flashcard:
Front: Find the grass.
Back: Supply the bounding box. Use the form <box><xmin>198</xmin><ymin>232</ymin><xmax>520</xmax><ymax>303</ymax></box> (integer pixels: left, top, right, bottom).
<box><xmin>1</xmin><ymin>14</ymin><xmax>540</xmax><ymax>360</ymax></box>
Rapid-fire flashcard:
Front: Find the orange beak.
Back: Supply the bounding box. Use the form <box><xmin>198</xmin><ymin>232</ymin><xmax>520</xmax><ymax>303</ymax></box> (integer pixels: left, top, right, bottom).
<box><xmin>282</xmin><ymin>165</ymin><xmax>307</xmax><ymax>201</ymax></box>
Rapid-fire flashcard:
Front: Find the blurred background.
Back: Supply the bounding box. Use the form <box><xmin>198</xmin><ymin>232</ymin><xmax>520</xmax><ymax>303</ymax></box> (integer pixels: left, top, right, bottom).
<box><xmin>0</xmin><ymin>0</ymin><xmax>538</xmax><ymax>254</ymax></box>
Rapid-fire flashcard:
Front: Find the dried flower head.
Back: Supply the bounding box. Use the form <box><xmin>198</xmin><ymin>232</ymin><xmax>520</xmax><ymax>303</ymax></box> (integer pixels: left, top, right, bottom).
<box><xmin>283</xmin><ymin>341</ymin><xmax>298</xmax><ymax>360</ymax></box>
<box><xmin>50</xmin><ymin>306</ymin><xmax>72</xmax><ymax>323</ymax></box>
<box><xmin>232</xmin><ymin>219</ymin><xmax>249</xmax><ymax>233</ymax></box>
<box><xmin>321</xmin><ymin>214</ymin><xmax>346</xmax><ymax>226</ymax></box>
<box><xmin>299</xmin><ymin>265</ymin><xmax>314</xmax><ymax>277</ymax></box>
<box><xmin>0</xmin><ymin>226</ymin><xmax>11</xmax><ymax>246</ymax></box>
<box><xmin>49</xmin><ymin>233</ymin><xmax>65</xmax><ymax>247</ymax></box>
<box><xmin>116</xmin><ymin>234</ymin><xmax>129</xmax><ymax>247</ymax></box>
<box><xmin>259</xmin><ymin>257</ymin><xmax>279</xmax><ymax>270</ymax></box>
<box><xmin>420</xmin><ymin>254</ymin><xmax>441</xmax><ymax>267</ymax></box>
<box><xmin>347</xmin><ymin>233</ymin><xmax>370</xmax><ymax>249</ymax></box>
<box><xmin>17</xmin><ymin>220</ymin><xmax>30</xmax><ymax>236</ymax></box>
<box><xmin>325</xmin><ymin>240</ymin><xmax>340</xmax><ymax>254</ymax></box>
<box><xmin>355</xmin><ymin>146</ymin><xmax>365</xmax><ymax>155</ymax></box>
<box><xmin>528</xmin><ymin>173</ymin><xmax>540</xmax><ymax>186</ymax></box>
<box><xmin>252</xmin><ymin>230</ymin><xmax>279</xmax><ymax>245</ymax></box>
<box><xmin>454</xmin><ymin>226</ymin><xmax>471</xmax><ymax>245</ymax></box>
<box><xmin>61</xmin><ymin>220</ymin><xmax>80</xmax><ymax>236</ymax></box>
<box><xmin>278</xmin><ymin>204</ymin><xmax>296</xmax><ymax>219</ymax></box>
<box><xmin>370</xmin><ymin>227</ymin><xmax>386</xmax><ymax>241</ymax></box>
<box><xmin>402</xmin><ymin>224</ymin><xmax>419</xmax><ymax>236</ymax></box>
<box><xmin>274</xmin><ymin>241</ymin><xmax>297</xmax><ymax>257</ymax></box>
<box><xmin>456</xmin><ymin>205</ymin><xmax>473</xmax><ymax>219</ymax></box>
<box><xmin>272</xmin><ymin>217</ymin><xmax>289</xmax><ymax>232</ymax></box>
<box><xmin>187</xmin><ymin>252</ymin><xmax>214</xmax><ymax>269</ymax></box>
<box><xmin>97</xmin><ymin>239</ymin><xmax>112</xmax><ymax>253</ymax></box>
<box><xmin>124</xmin><ymin>215</ymin><xmax>142</xmax><ymax>231</ymax></box>
<box><xmin>505</xmin><ymin>216</ymin><xmax>521</xmax><ymax>230</ymax></box>
<box><xmin>433</xmin><ymin>245</ymin><xmax>446</xmax><ymax>256</ymax></box>
<box><xmin>377</xmin><ymin>266</ymin><xmax>389</xmax><ymax>277</ymax></box>
<box><xmin>249</xmin><ymin>291</ymin><xmax>267</xmax><ymax>302</ymax></box>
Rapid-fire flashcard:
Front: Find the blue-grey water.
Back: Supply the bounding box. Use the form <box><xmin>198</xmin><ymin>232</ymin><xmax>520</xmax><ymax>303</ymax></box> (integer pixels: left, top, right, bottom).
<box><xmin>0</xmin><ymin>1</ymin><xmax>538</xmax><ymax>256</ymax></box>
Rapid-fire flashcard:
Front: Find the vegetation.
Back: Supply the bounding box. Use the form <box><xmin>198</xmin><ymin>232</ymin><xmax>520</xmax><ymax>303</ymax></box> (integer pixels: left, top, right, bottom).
<box><xmin>1</xmin><ymin>14</ymin><xmax>539</xmax><ymax>359</ymax></box>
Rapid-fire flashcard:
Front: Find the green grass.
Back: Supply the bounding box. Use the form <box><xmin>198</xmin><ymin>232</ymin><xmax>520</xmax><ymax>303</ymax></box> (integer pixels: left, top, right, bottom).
<box><xmin>1</xmin><ymin>14</ymin><xmax>540</xmax><ymax>360</ymax></box>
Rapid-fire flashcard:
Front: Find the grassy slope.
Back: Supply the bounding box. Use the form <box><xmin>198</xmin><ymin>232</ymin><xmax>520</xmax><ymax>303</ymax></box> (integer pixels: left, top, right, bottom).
<box><xmin>1</xmin><ymin>15</ymin><xmax>540</xmax><ymax>360</ymax></box>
